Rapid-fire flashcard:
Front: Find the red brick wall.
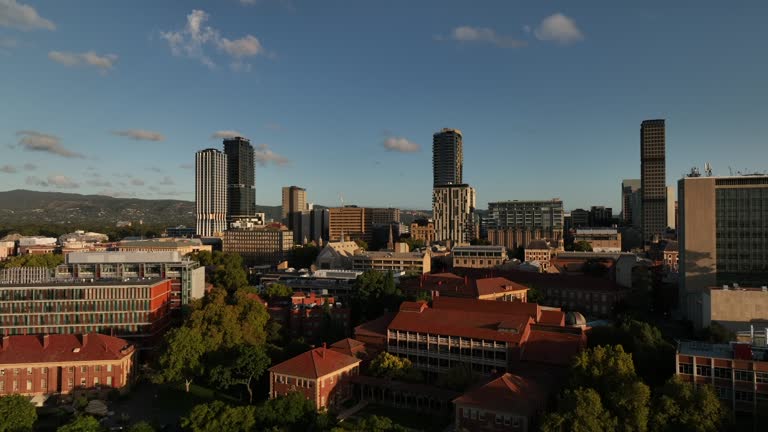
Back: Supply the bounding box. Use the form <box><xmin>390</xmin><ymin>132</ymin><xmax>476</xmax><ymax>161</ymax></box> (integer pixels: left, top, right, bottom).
<box><xmin>0</xmin><ymin>361</ymin><xmax>128</xmax><ymax>396</ymax></box>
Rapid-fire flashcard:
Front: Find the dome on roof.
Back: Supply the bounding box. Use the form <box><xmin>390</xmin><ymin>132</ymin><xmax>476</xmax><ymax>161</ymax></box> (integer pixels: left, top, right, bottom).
<box><xmin>565</xmin><ymin>311</ymin><xmax>587</xmax><ymax>328</ymax></box>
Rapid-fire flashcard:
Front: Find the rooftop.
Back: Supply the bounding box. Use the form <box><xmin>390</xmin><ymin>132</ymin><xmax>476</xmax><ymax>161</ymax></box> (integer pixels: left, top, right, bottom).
<box><xmin>66</xmin><ymin>251</ymin><xmax>189</xmax><ymax>264</ymax></box>
<box><xmin>119</xmin><ymin>238</ymin><xmax>204</xmax><ymax>248</ymax></box>
<box><xmin>0</xmin><ymin>277</ymin><xmax>168</xmax><ymax>288</ymax></box>
<box><xmin>453</xmin><ymin>372</ymin><xmax>549</xmax><ymax>415</ymax></box>
<box><xmin>269</xmin><ymin>346</ymin><xmax>361</xmax><ymax>379</ymax></box>
<box><xmin>0</xmin><ymin>333</ymin><xmax>133</xmax><ymax>364</ymax></box>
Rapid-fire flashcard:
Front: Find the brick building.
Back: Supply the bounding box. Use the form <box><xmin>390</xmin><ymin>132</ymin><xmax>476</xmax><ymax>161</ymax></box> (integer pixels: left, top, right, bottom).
<box><xmin>268</xmin><ymin>345</ymin><xmax>361</xmax><ymax>410</ymax></box>
<box><xmin>401</xmin><ymin>273</ymin><xmax>528</xmax><ymax>303</ymax></box>
<box><xmin>452</xmin><ymin>245</ymin><xmax>507</xmax><ymax>269</ymax></box>
<box><xmin>0</xmin><ymin>333</ymin><xmax>135</xmax><ymax>402</ymax></box>
<box><xmin>266</xmin><ymin>292</ymin><xmax>350</xmax><ymax>343</ymax></box>
<box><xmin>410</xmin><ymin>219</ymin><xmax>436</xmax><ymax>245</ymax></box>
<box><xmin>0</xmin><ymin>278</ymin><xmax>173</xmax><ymax>339</ymax></box>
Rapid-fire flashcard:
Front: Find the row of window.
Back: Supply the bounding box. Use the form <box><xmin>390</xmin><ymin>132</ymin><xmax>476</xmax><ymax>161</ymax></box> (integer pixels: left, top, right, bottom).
<box><xmin>462</xmin><ymin>408</ymin><xmax>522</xmax><ymax>427</ymax></box>
<box><xmin>0</xmin><ymin>364</ymin><xmax>113</xmax><ymax>376</ymax></box>
<box><xmin>679</xmin><ymin>365</ymin><xmax>768</xmax><ymax>383</ymax></box>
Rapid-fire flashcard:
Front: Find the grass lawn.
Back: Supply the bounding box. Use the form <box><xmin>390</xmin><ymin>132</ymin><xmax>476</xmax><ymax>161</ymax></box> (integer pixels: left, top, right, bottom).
<box><xmin>345</xmin><ymin>404</ymin><xmax>451</xmax><ymax>432</ymax></box>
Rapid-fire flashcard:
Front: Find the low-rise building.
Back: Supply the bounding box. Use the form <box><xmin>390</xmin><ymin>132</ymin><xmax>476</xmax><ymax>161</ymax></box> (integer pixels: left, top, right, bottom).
<box><xmin>573</xmin><ymin>228</ymin><xmax>622</xmax><ymax>252</ymax></box>
<box><xmin>401</xmin><ymin>273</ymin><xmax>528</xmax><ymax>303</ymax></box>
<box><xmin>268</xmin><ymin>346</ymin><xmax>361</xmax><ymax>410</ymax></box>
<box><xmin>700</xmin><ymin>285</ymin><xmax>768</xmax><ymax>332</ymax></box>
<box><xmin>452</xmin><ymin>245</ymin><xmax>507</xmax><ymax>269</ymax></box>
<box><xmin>117</xmin><ymin>238</ymin><xmax>212</xmax><ymax>255</ymax></box>
<box><xmin>315</xmin><ymin>241</ymin><xmax>361</xmax><ymax>270</ymax></box>
<box><xmin>410</xmin><ymin>219</ymin><xmax>436</xmax><ymax>245</ymax></box>
<box><xmin>524</xmin><ymin>240</ymin><xmax>555</xmax><ymax>272</ymax></box>
<box><xmin>223</xmin><ymin>225</ymin><xmax>294</xmax><ymax>266</ymax></box>
<box><xmin>266</xmin><ymin>292</ymin><xmax>350</xmax><ymax>343</ymax></box>
<box><xmin>18</xmin><ymin>236</ymin><xmax>58</xmax><ymax>255</ymax></box>
<box><xmin>0</xmin><ymin>333</ymin><xmax>136</xmax><ymax>402</ymax></box>
<box><xmin>351</xmin><ymin>249</ymin><xmax>431</xmax><ymax>274</ymax></box>
<box><xmin>0</xmin><ymin>241</ymin><xmax>15</xmax><ymax>261</ymax></box>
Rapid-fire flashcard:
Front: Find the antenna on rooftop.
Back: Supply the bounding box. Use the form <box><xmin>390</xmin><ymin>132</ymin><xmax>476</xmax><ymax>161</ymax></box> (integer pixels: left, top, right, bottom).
<box><xmin>704</xmin><ymin>162</ymin><xmax>713</xmax><ymax>177</ymax></box>
<box><xmin>339</xmin><ymin>193</ymin><xmax>344</xmax><ymax>207</ymax></box>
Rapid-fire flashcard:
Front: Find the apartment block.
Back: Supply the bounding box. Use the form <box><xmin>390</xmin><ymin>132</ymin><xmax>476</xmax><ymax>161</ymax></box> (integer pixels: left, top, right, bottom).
<box><xmin>351</xmin><ymin>250</ymin><xmax>431</xmax><ymax>274</ymax></box>
<box><xmin>641</xmin><ymin>119</ymin><xmax>667</xmax><ymax>243</ymax></box>
<box><xmin>329</xmin><ymin>206</ymin><xmax>373</xmax><ymax>243</ymax></box>
<box><xmin>223</xmin><ymin>225</ymin><xmax>294</xmax><ymax>266</ymax></box>
<box><xmin>573</xmin><ymin>228</ymin><xmax>622</xmax><ymax>252</ymax></box>
<box><xmin>487</xmin><ymin>200</ymin><xmax>564</xmax><ymax>249</ymax></box>
<box><xmin>433</xmin><ymin>184</ymin><xmax>476</xmax><ymax>245</ymax></box>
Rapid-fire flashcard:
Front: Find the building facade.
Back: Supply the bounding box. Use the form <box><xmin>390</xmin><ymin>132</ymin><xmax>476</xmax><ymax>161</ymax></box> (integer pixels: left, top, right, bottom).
<box><xmin>621</xmin><ymin>179</ymin><xmax>641</xmax><ymax>225</ymax></box>
<box><xmin>641</xmin><ymin>119</ymin><xmax>667</xmax><ymax>244</ymax></box>
<box><xmin>351</xmin><ymin>250</ymin><xmax>431</xmax><ymax>274</ymax></box>
<box><xmin>433</xmin><ymin>184</ymin><xmax>476</xmax><ymax>245</ymax></box>
<box><xmin>0</xmin><ymin>333</ymin><xmax>136</xmax><ymax>401</ymax></box>
<box><xmin>452</xmin><ymin>245</ymin><xmax>507</xmax><ymax>269</ymax></box>
<box><xmin>487</xmin><ymin>200</ymin><xmax>564</xmax><ymax>249</ymax></box>
<box><xmin>410</xmin><ymin>219</ymin><xmax>436</xmax><ymax>245</ymax></box>
<box><xmin>433</xmin><ymin>128</ymin><xmax>463</xmax><ymax>187</ymax></box>
<box><xmin>678</xmin><ymin>175</ymin><xmax>768</xmax><ymax>326</ymax></box>
<box><xmin>573</xmin><ymin>228</ymin><xmax>622</xmax><ymax>252</ymax></box>
<box><xmin>195</xmin><ymin>148</ymin><xmax>228</xmax><ymax>237</ymax></box>
<box><xmin>282</xmin><ymin>186</ymin><xmax>307</xmax><ymax>220</ymax></box>
<box><xmin>328</xmin><ymin>206</ymin><xmax>373</xmax><ymax>243</ymax></box>
<box><xmin>223</xmin><ymin>136</ymin><xmax>256</xmax><ymax>219</ymax></box>
<box><xmin>223</xmin><ymin>225</ymin><xmax>294</xmax><ymax>266</ymax></box>
<box><xmin>370</xmin><ymin>208</ymin><xmax>401</xmax><ymax>225</ymax></box>
<box><xmin>117</xmin><ymin>238</ymin><xmax>212</xmax><ymax>255</ymax></box>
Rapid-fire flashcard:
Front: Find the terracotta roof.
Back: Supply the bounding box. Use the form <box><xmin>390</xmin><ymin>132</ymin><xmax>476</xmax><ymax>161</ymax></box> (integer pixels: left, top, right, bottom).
<box><xmin>455</xmin><ymin>268</ymin><xmax>627</xmax><ymax>293</ymax></box>
<box><xmin>269</xmin><ymin>346</ymin><xmax>361</xmax><ymax>379</ymax></box>
<box><xmin>475</xmin><ymin>277</ymin><xmax>529</xmax><ymax>296</ymax></box>
<box><xmin>453</xmin><ymin>373</ymin><xmax>549</xmax><ymax>415</ymax></box>
<box><xmin>539</xmin><ymin>309</ymin><xmax>565</xmax><ymax>326</ymax></box>
<box><xmin>527</xmin><ymin>240</ymin><xmax>550</xmax><ymax>250</ymax></box>
<box><xmin>520</xmin><ymin>329</ymin><xmax>585</xmax><ymax>366</ymax></box>
<box><xmin>0</xmin><ymin>333</ymin><xmax>134</xmax><ymax>364</ymax></box>
<box><xmin>329</xmin><ymin>338</ymin><xmax>366</xmax><ymax>357</ymax></box>
<box><xmin>354</xmin><ymin>312</ymin><xmax>396</xmax><ymax>339</ymax></box>
<box><xmin>432</xmin><ymin>297</ymin><xmax>542</xmax><ymax>321</ymax></box>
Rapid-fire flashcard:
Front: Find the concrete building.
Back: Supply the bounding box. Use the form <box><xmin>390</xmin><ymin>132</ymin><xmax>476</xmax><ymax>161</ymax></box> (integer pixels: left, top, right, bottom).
<box><xmin>269</xmin><ymin>346</ymin><xmax>361</xmax><ymax>411</ymax></box>
<box><xmin>678</xmin><ymin>175</ymin><xmax>768</xmax><ymax>327</ymax></box>
<box><xmin>223</xmin><ymin>224</ymin><xmax>294</xmax><ymax>266</ymax></box>
<box><xmin>0</xmin><ymin>333</ymin><xmax>136</xmax><ymax>403</ymax></box>
<box><xmin>223</xmin><ymin>136</ymin><xmax>256</xmax><ymax>219</ymax></box>
<box><xmin>433</xmin><ymin>128</ymin><xmax>463</xmax><ymax>187</ymax></box>
<box><xmin>0</xmin><ymin>241</ymin><xmax>14</xmax><ymax>261</ymax></box>
<box><xmin>524</xmin><ymin>240</ymin><xmax>555</xmax><ymax>272</ymax></box>
<box><xmin>329</xmin><ymin>206</ymin><xmax>373</xmax><ymax>243</ymax></box>
<box><xmin>621</xmin><ymin>179</ymin><xmax>641</xmax><ymax>225</ymax></box>
<box><xmin>410</xmin><ymin>219</ymin><xmax>436</xmax><ymax>245</ymax></box>
<box><xmin>0</xmin><ymin>267</ymin><xmax>51</xmax><ymax>284</ymax></box>
<box><xmin>288</xmin><ymin>208</ymin><xmax>329</xmax><ymax>245</ymax></box>
<box><xmin>0</xmin><ymin>278</ymin><xmax>173</xmax><ymax>339</ymax></box>
<box><xmin>433</xmin><ymin>184</ymin><xmax>476</xmax><ymax>245</ymax></box>
<box><xmin>282</xmin><ymin>186</ymin><xmax>307</xmax><ymax>219</ymax></box>
<box><xmin>57</xmin><ymin>251</ymin><xmax>205</xmax><ymax>310</ymax></box>
<box><xmin>641</xmin><ymin>119</ymin><xmax>667</xmax><ymax>244</ymax></box>
<box><xmin>676</xmin><ymin>333</ymin><xmax>768</xmax><ymax>416</ymax></box>
<box><xmin>667</xmin><ymin>185</ymin><xmax>677</xmax><ymax>230</ymax></box>
<box><xmin>573</xmin><ymin>228</ymin><xmax>622</xmax><ymax>252</ymax></box>
<box><xmin>570</xmin><ymin>209</ymin><xmax>589</xmax><ymax>228</ymax></box>
<box><xmin>164</xmin><ymin>226</ymin><xmax>196</xmax><ymax>238</ymax></box>
<box><xmin>701</xmin><ymin>286</ymin><xmax>768</xmax><ymax>331</ymax></box>
<box><xmin>370</xmin><ymin>208</ymin><xmax>401</xmax><ymax>225</ymax></box>
<box><xmin>487</xmin><ymin>200</ymin><xmax>564</xmax><ymax>249</ymax></box>
<box><xmin>315</xmin><ymin>241</ymin><xmax>362</xmax><ymax>270</ymax></box>
<box><xmin>351</xmin><ymin>249</ymin><xmax>431</xmax><ymax>274</ymax></box>
<box><xmin>589</xmin><ymin>206</ymin><xmax>613</xmax><ymax>227</ymax></box>
<box><xmin>195</xmin><ymin>148</ymin><xmax>228</xmax><ymax>237</ymax></box>
<box><xmin>59</xmin><ymin>231</ymin><xmax>108</xmax><ymax>246</ymax></box>
<box><xmin>401</xmin><ymin>273</ymin><xmax>529</xmax><ymax>303</ymax></box>
<box><xmin>452</xmin><ymin>245</ymin><xmax>507</xmax><ymax>269</ymax></box>
<box><xmin>117</xmin><ymin>238</ymin><xmax>212</xmax><ymax>255</ymax></box>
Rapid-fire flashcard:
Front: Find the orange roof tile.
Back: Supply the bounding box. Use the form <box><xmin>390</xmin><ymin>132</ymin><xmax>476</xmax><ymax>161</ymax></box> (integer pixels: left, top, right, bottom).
<box><xmin>475</xmin><ymin>277</ymin><xmax>529</xmax><ymax>296</ymax></box>
<box><xmin>269</xmin><ymin>346</ymin><xmax>361</xmax><ymax>379</ymax></box>
<box><xmin>520</xmin><ymin>329</ymin><xmax>585</xmax><ymax>366</ymax></box>
<box><xmin>354</xmin><ymin>312</ymin><xmax>396</xmax><ymax>339</ymax></box>
<box><xmin>539</xmin><ymin>309</ymin><xmax>565</xmax><ymax>326</ymax></box>
<box><xmin>0</xmin><ymin>333</ymin><xmax>133</xmax><ymax>364</ymax></box>
<box><xmin>453</xmin><ymin>372</ymin><xmax>550</xmax><ymax>415</ymax></box>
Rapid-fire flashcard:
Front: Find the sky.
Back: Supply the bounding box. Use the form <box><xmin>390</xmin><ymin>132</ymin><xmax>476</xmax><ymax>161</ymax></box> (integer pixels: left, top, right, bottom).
<box><xmin>1</xmin><ymin>0</ymin><xmax>767</xmax><ymax>211</ymax></box>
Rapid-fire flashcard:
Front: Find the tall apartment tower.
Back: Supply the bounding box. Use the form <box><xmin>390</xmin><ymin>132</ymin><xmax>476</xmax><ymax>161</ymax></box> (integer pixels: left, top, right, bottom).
<box><xmin>223</xmin><ymin>136</ymin><xmax>256</xmax><ymax>219</ymax></box>
<box><xmin>282</xmin><ymin>186</ymin><xmax>307</xmax><ymax>219</ymax></box>
<box><xmin>433</xmin><ymin>184</ymin><xmax>476</xmax><ymax>245</ymax></box>
<box><xmin>433</xmin><ymin>128</ymin><xmax>463</xmax><ymax>187</ymax></box>
<box><xmin>621</xmin><ymin>179</ymin><xmax>641</xmax><ymax>225</ymax></box>
<box><xmin>195</xmin><ymin>149</ymin><xmax>228</xmax><ymax>237</ymax></box>
<box><xmin>640</xmin><ymin>119</ymin><xmax>667</xmax><ymax>244</ymax></box>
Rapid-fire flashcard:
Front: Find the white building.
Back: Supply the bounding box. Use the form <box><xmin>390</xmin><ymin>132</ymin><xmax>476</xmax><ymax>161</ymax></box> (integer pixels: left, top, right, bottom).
<box><xmin>195</xmin><ymin>148</ymin><xmax>228</xmax><ymax>237</ymax></box>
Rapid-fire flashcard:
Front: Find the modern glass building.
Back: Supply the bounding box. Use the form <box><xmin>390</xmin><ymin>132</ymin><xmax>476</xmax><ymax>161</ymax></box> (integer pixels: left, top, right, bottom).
<box><xmin>224</xmin><ymin>136</ymin><xmax>256</xmax><ymax>219</ymax></box>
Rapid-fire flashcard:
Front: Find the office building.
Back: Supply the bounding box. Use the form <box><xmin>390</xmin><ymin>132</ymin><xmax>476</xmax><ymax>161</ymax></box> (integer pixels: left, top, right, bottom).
<box><xmin>164</xmin><ymin>226</ymin><xmax>196</xmax><ymax>238</ymax></box>
<box><xmin>410</xmin><ymin>219</ymin><xmax>436</xmax><ymax>245</ymax></box>
<box><xmin>589</xmin><ymin>206</ymin><xmax>613</xmax><ymax>227</ymax></box>
<box><xmin>328</xmin><ymin>206</ymin><xmax>373</xmax><ymax>243</ymax></box>
<box><xmin>282</xmin><ymin>186</ymin><xmax>307</xmax><ymax>220</ymax></box>
<box><xmin>289</xmin><ymin>208</ymin><xmax>329</xmax><ymax>245</ymax></box>
<box><xmin>701</xmin><ymin>286</ymin><xmax>768</xmax><ymax>332</ymax></box>
<box><xmin>433</xmin><ymin>184</ymin><xmax>476</xmax><ymax>245</ymax></box>
<box><xmin>678</xmin><ymin>175</ymin><xmax>768</xmax><ymax>326</ymax></box>
<box><xmin>573</xmin><ymin>228</ymin><xmax>622</xmax><ymax>252</ymax></box>
<box><xmin>570</xmin><ymin>209</ymin><xmax>589</xmax><ymax>228</ymax></box>
<box><xmin>195</xmin><ymin>148</ymin><xmax>228</xmax><ymax>237</ymax></box>
<box><xmin>621</xmin><ymin>179</ymin><xmax>641</xmax><ymax>225</ymax></box>
<box><xmin>487</xmin><ymin>200</ymin><xmax>564</xmax><ymax>249</ymax></box>
<box><xmin>57</xmin><ymin>251</ymin><xmax>205</xmax><ymax>310</ymax></box>
<box><xmin>641</xmin><ymin>119</ymin><xmax>667</xmax><ymax>243</ymax></box>
<box><xmin>667</xmin><ymin>185</ymin><xmax>677</xmax><ymax>230</ymax></box>
<box><xmin>433</xmin><ymin>128</ymin><xmax>463</xmax><ymax>187</ymax></box>
<box><xmin>117</xmin><ymin>238</ymin><xmax>212</xmax><ymax>255</ymax></box>
<box><xmin>370</xmin><ymin>208</ymin><xmax>401</xmax><ymax>225</ymax></box>
<box><xmin>223</xmin><ymin>136</ymin><xmax>256</xmax><ymax>219</ymax></box>
<box><xmin>0</xmin><ymin>278</ymin><xmax>173</xmax><ymax>338</ymax></box>
<box><xmin>351</xmin><ymin>249</ymin><xmax>431</xmax><ymax>274</ymax></box>
<box><xmin>0</xmin><ymin>333</ymin><xmax>136</xmax><ymax>401</ymax></box>
<box><xmin>452</xmin><ymin>245</ymin><xmax>507</xmax><ymax>269</ymax></box>
<box><xmin>223</xmin><ymin>224</ymin><xmax>294</xmax><ymax>266</ymax></box>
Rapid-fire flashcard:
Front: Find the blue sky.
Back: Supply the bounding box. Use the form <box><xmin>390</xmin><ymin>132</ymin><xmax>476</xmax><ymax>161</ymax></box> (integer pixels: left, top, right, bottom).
<box><xmin>1</xmin><ymin>0</ymin><xmax>767</xmax><ymax>211</ymax></box>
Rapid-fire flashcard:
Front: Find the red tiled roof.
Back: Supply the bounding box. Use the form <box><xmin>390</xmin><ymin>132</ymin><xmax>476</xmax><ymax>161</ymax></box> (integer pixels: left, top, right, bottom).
<box><xmin>399</xmin><ymin>301</ymin><xmax>428</xmax><ymax>313</ymax></box>
<box><xmin>453</xmin><ymin>372</ymin><xmax>550</xmax><ymax>415</ymax></box>
<box><xmin>539</xmin><ymin>309</ymin><xmax>565</xmax><ymax>326</ymax></box>
<box><xmin>475</xmin><ymin>277</ymin><xmax>529</xmax><ymax>296</ymax></box>
<box><xmin>432</xmin><ymin>296</ymin><xmax>542</xmax><ymax>321</ymax></box>
<box><xmin>354</xmin><ymin>312</ymin><xmax>396</xmax><ymax>339</ymax></box>
<box><xmin>0</xmin><ymin>333</ymin><xmax>133</xmax><ymax>365</ymax></box>
<box><xmin>520</xmin><ymin>329</ymin><xmax>585</xmax><ymax>366</ymax></box>
<box><xmin>455</xmin><ymin>268</ymin><xmax>626</xmax><ymax>293</ymax></box>
<box><xmin>269</xmin><ymin>346</ymin><xmax>361</xmax><ymax>379</ymax></box>
<box><xmin>329</xmin><ymin>338</ymin><xmax>366</xmax><ymax>357</ymax></box>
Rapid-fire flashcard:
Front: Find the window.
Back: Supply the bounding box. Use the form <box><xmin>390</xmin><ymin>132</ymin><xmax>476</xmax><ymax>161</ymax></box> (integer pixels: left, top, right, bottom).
<box><xmin>513</xmin><ymin>418</ymin><xmax>521</xmax><ymax>427</ymax></box>
<box><xmin>714</xmin><ymin>367</ymin><xmax>731</xmax><ymax>379</ymax></box>
<box><xmin>756</xmin><ymin>372</ymin><xmax>768</xmax><ymax>384</ymax></box>
<box><xmin>42</xmin><ymin>367</ymin><xmax>48</xmax><ymax>374</ymax></box>
<box><xmin>106</xmin><ymin>376</ymin><xmax>112</xmax><ymax>387</ymax></box>
<box><xmin>80</xmin><ymin>366</ymin><xmax>87</xmax><ymax>373</ymax></box>
<box><xmin>26</xmin><ymin>380</ymin><xmax>32</xmax><ymax>391</ymax></box>
<box><xmin>107</xmin><ymin>364</ymin><xmax>112</xmax><ymax>372</ymax></box>
<box><xmin>494</xmin><ymin>414</ymin><xmax>501</xmax><ymax>424</ymax></box>
<box><xmin>320</xmin><ymin>396</ymin><xmax>325</xmax><ymax>406</ymax></box>
<box><xmin>80</xmin><ymin>378</ymin><xmax>86</xmax><ymax>388</ymax></box>
<box><xmin>93</xmin><ymin>377</ymin><xmax>99</xmax><ymax>387</ymax></box>
<box><xmin>13</xmin><ymin>369</ymin><xmax>19</xmax><ymax>376</ymax></box>
<box><xmin>716</xmin><ymin>386</ymin><xmax>730</xmax><ymax>400</ymax></box>
<box><xmin>0</xmin><ymin>369</ymin><xmax>4</xmax><ymax>376</ymax></box>
<box><xmin>13</xmin><ymin>381</ymin><xmax>19</xmax><ymax>391</ymax></box>
<box><xmin>463</xmin><ymin>408</ymin><xmax>469</xmax><ymax>419</ymax></box>
<box><xmin>26</xmin><ymin>368</ymin><xmax>32</xmax><ymax>375</ymax></box>
<box><xmin>95</xmin><ymin>366</ymin><xmax>101</xmax><ymax>372</ymax></box>
<box><xmin>68</xmin><ymin>367</ymin><xmax>74</xmax><ymax>373</ymax></box>
<box><xmin>479</xmin><ymin>411</ymin><xmax>485</xmax><ymax>421</ymax></box>
<box><xmin>735</xmin><ymin>370</ymin><xmax>753</xmax><ymax>382</ymax></box>
<box><xmin>67</xmin><ymin>378</ymin><xmax>73</xmax><ymax>389</ymax></box>
<box><xmin>678</xmin><ymin>363</ymin><xmax>693</xmax><ymax>375</ymax></box>
<box><xmin>735</xmin><ymin>391</ymin><xmax>754</xmax><ymax>402</ymax></box>
<box><xmin>696</xmin><ymin>365</ymin><xmax>712</xmax><ymax>376</ymax></box>
<box><xmin>41</xmin><ymin>379</ymin><xmax>47</xmax><ymax>389</ymax></box>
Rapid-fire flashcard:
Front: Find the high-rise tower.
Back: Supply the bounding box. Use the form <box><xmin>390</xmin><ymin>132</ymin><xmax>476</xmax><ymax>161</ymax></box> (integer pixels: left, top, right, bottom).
<box><xmin>282</xmin><ymin>186</ymin><xmax>307</xmax><ymax>219</ymax></box>
<box><xmin>432</xmin><ymin>128</ymin><xmax>463</xmax><ymax>187</ymax></box>
<box><xmin>640</xmin><ymin>119</ymin><xmax>667</xmax><ymax>244</ymax></box>
<box><xmin>223</xmin><ymin>136</ymin><xmax>256</xmax><ymax>219</ymax></box>
<box><xmin>195</xmin><ymin>149</ymin><xmax>228</xmax><ymax>237</ymax></box>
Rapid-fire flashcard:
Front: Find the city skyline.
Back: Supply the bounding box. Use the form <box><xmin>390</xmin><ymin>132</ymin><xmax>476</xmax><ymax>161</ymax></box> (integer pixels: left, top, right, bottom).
<box><xmin>2</xmin><ymin>1</ymin><xmax>768</xmax><ymax>210</ymax></box>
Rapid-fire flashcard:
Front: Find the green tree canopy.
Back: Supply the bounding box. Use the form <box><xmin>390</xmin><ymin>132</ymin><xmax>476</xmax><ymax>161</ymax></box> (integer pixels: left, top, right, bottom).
<box><xmin>649</xmin><ymin>377</ymin><xmax>725</xmax><ymax>432</ymax></box>
<box><xmin>436</xmin><ymin>363</ymin><xmax>477</xmax><ymax>391</ymax></box>
<box><xmin>573</xmin><ymin>241</ymin><xmax>593</xmax><ymax>252</ymax></box>
<box><xmin>354</xmin><ymin>415</ymin><xmax>408</xmax><ymax>432</ymax></box>
<box><xmin>210</xmin><ymin>344</ymin><xmax>271</xmax><ymax>403</ymax></box>
<box><xmin>56</xmin><ymin>415</ymin><xmax>103</xmax><ymax>432</ymax></box>
<box><xmin>189</xmin><ymin>251</ymin><xmax>248</xmax><ymax>291</ymax></box>
<box><xmin>126</xmin><ymin>422</ymin><xmax>155</xmax><ymax>432</ymax></box>
<box><xmin>368</xmin><ymin>352</ymin><xmax>421</xmax><ymax>382</ymax></box>
<box><xmin>289</xmin><ymin>244</ymin><xmax>320</xmax><ymax>269</ymax></box>
<box><xmin>253</xmin><ymin>391</ymin><xmax>317</xmax><ymax>431</ymax></box>
<box><xmin>0</xmin><ymin>253</ymin><xmax>63</xmax><ymax>269</ymax></box>
<box><xmin>187</xmin><ymin>288</ymin><xmax>269</xmax><ymax>352</ymax></box>
<box><xmin>354</xmin><ymin>239</ymin><xmax>368</xmax><ymax>250</ymax></box>
<box><xmin>155</xmin><ymin>326</ymin><xmax>205</xmax><ymax>392</ymax></box>
<box><xmin>353</xmin><ymin>270</ymin><xmax>404</xmax><ymax>322</ymax></box>
<box><xmin>0</xmin><ymin>395</ymin><xmax>37</xmax><ymax>432</ymax></box>
<box><xmin>541</xmin><ymin>387</ymin><xmax>618</xmax><ymax>432</ymax></box>
<box><xmin>263</xmin><ymin>283</ymin><xmax>293</xmax><ymax>299</ymax></box>
<box><xmin>180</xmin><ymin>401</ymin><xmax>255</xmax><ymax>432</ymax></box>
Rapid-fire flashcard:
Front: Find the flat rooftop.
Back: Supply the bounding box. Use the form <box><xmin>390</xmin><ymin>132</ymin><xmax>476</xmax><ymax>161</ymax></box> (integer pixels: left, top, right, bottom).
<box><xmin>0</xmin><ymin>277</ymin><xmax>168</xmax><ymax>288</ymax></box>
<box><xmin>66</xmin><ymin>251</ymin><xmax>189</xmax><ymax>264</ymax></box>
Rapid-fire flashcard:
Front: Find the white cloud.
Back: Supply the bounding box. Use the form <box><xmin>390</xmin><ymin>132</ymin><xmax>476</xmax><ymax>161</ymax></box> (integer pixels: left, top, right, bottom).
<box><xmin>86</xmin><ymin>179</ymin><xmax>112</xmax><ymax>187</ymax></box>
<box><xmin>447</xmin><ymin>26</ymin><xmax>526</xmax><ymax>48</ymax></box>
<box><xmin>130</xmin><ymin>178</ymin><xmax>145</xmax><ymax>186</ymax></box>
<box><xmin>48</xmin><ymin>50</ymin><xmax>118</xmax><ymax>71</ymax></box>
<box><xmin>25</xmin><ymin>175</ymin><xmax>46</xmax><ymax>187</ymax></box>
<box><xmin>211</xmin><ymin>130</ymin><xmax>244</xmax><ymax>139</ymax></box>
<box><xmin>0</xmin><ymin>0</ymin><xmax>55</xmax><ymax>31</ymax></box>
<box><xmin>534</xmin><ymin>13</ymin><xmax>584</xmax><ymax>45</ymax></box>
<box><xmin>0</xmin><ymin>164</ymin><xmax>17</xmax><ymax>173</ymax></box>
<box><xmin>159</xmin><ymin>176</ymin><xmax>175</xmax><ymax>185</ymax></box>
<box><xmin>47</xmin><ymin>175</ymin><xmax>79</xmax><ymax>189</ymax></box>
<box><xmin>254</xmin><ymin>144</ymin><xmax>289</xmax><ymax>166</ymax></box>
<box><xmin>382</xmin><ymin>137</ymin><xmax>420</xmax><ymax>153</ymax></box>
<box><xmin>16</xmin><ymin>130</ymin><xmax>84</xmax><ymax>158</ymax></box>
<box><xmin>160</xmin><ymin>9</ymin><xmax>266</xmax><ymax>69</ymax></box>
<box><xmin>112</xmin><ymin>129</ymin><xmax>165</xmax><ymax>142</ymax></box>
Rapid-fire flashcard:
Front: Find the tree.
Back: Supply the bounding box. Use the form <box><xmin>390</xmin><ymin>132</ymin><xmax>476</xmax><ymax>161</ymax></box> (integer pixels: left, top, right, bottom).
<box><xmin>0</xmin><ymin>253</ymin><xmax>64</xmax><ymax>269</ymax></box>
<box><xmin>189</xmin><ymin>251</ymin><xmax>248</xmax><ymax>291</ymax></box>
<box><xmin>354</xmin><ymin>239</ymin><xmax>368</xmax><ymax>250</ymax></box>
<box><xmin>155</xmin><ymin>326</ymin><xmax>205</xmax><ymax>392</ymax></box>
<box><xmin>649</xmin><ymin>377</ymin><xmax>725</xmax><ymax>432</ymax></box>
<box><xmin>573</xmin><ymin>241</ymin><xmax>593</xmax><ymax>252</ymax></box>
<box><xmin>289</xmin><ymin>244</ymin><xmax>320</xmax><ymax>269</ymax></box>
<box><xmin>254</xmin><ymin>392</ymin><xmax>316</xmax><ymax>430</ymax></box>
<box><xmin>355</xmin><ymin>415</ymin><xmax>408</xmax><ymax>432</ymax></box>
<box><xmin>437</xmin><ymin>363</ymin><xmax>477</xmax><ymax>391</ymax></box>
<box><xmin>181</xmin><ymin>401</ymin><xmax>255</xmax><ymax>432</ymax></box>
<box><xmin>263</xmin><ymin>283</ymin><xmax>293</xmax><ymax>299</ymax></box>
<box><xmin>470</xmin><ymin>238</ymin><xmax>491</xmax><ymax>245</ymax></box>
<box><xmin>353</xmin><ymin>270</ymin><xmax>404</xmax><ymax>322</ymax></box>
<box><xmin>126</xmin><ymin>422</ymin><xmax>155</xmax><ymax>432</ymax></box>
<box><xmin>368</xmin><ymin>352</ymin><xmax>421</xmax><ymax>382</ymax></box>
<box><xmin>541</xmin><ymin>387</ymin><xmax>618</xmax><ymax>432</ymax></box>
<box><xmin>57</xmin><ymin>415</ymin><xmax>103</xmax><ymax>432</ymax></box>
<box><xmin>186</xmin><ymin>288</ymin><xmax>269</xmax><ymax>352</ymax></box>
<box><xmin>210</xmin><ymin>344</ymin><xmax>271</xmax><ymax>403</ymax></box>
<box><xmin>403</xmin><ymin>238</ymin><xmax>425</xmax><ymax>252</ymax></box>
<box><xmin>699</xmin><ymin>322</ymin><xmax>735</xmax><ymax>344</ymax></box>
<box><xmin>526</xmin><ymin>286</ymin><xmax>545</xmax><ymax>304</ymax></box>
<box><xmin>0</xmin><ymin>394</ymin><xmax>37</xmax><ymax>432</ymax></box>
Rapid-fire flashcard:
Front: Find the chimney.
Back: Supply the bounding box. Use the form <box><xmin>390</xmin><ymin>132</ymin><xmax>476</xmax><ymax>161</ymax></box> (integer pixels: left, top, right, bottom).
<box><xmin>321</xmin><ymin>343</ymin><xmax>326</xmax><ymax>358</ymax></box>
<box><xmin>43</xmin><ymin>334</ymin><xmax>50</xmax><ymax>349</ymax></box>
<box><xmin>1</xmin><ymin>335</ymin><xmax>8</xmax><ymax>350</ymax></box>
<box><xmin>81</xmin><ymin>333</ymin><xmax>89</xmax><ymax>347</ymax></box>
